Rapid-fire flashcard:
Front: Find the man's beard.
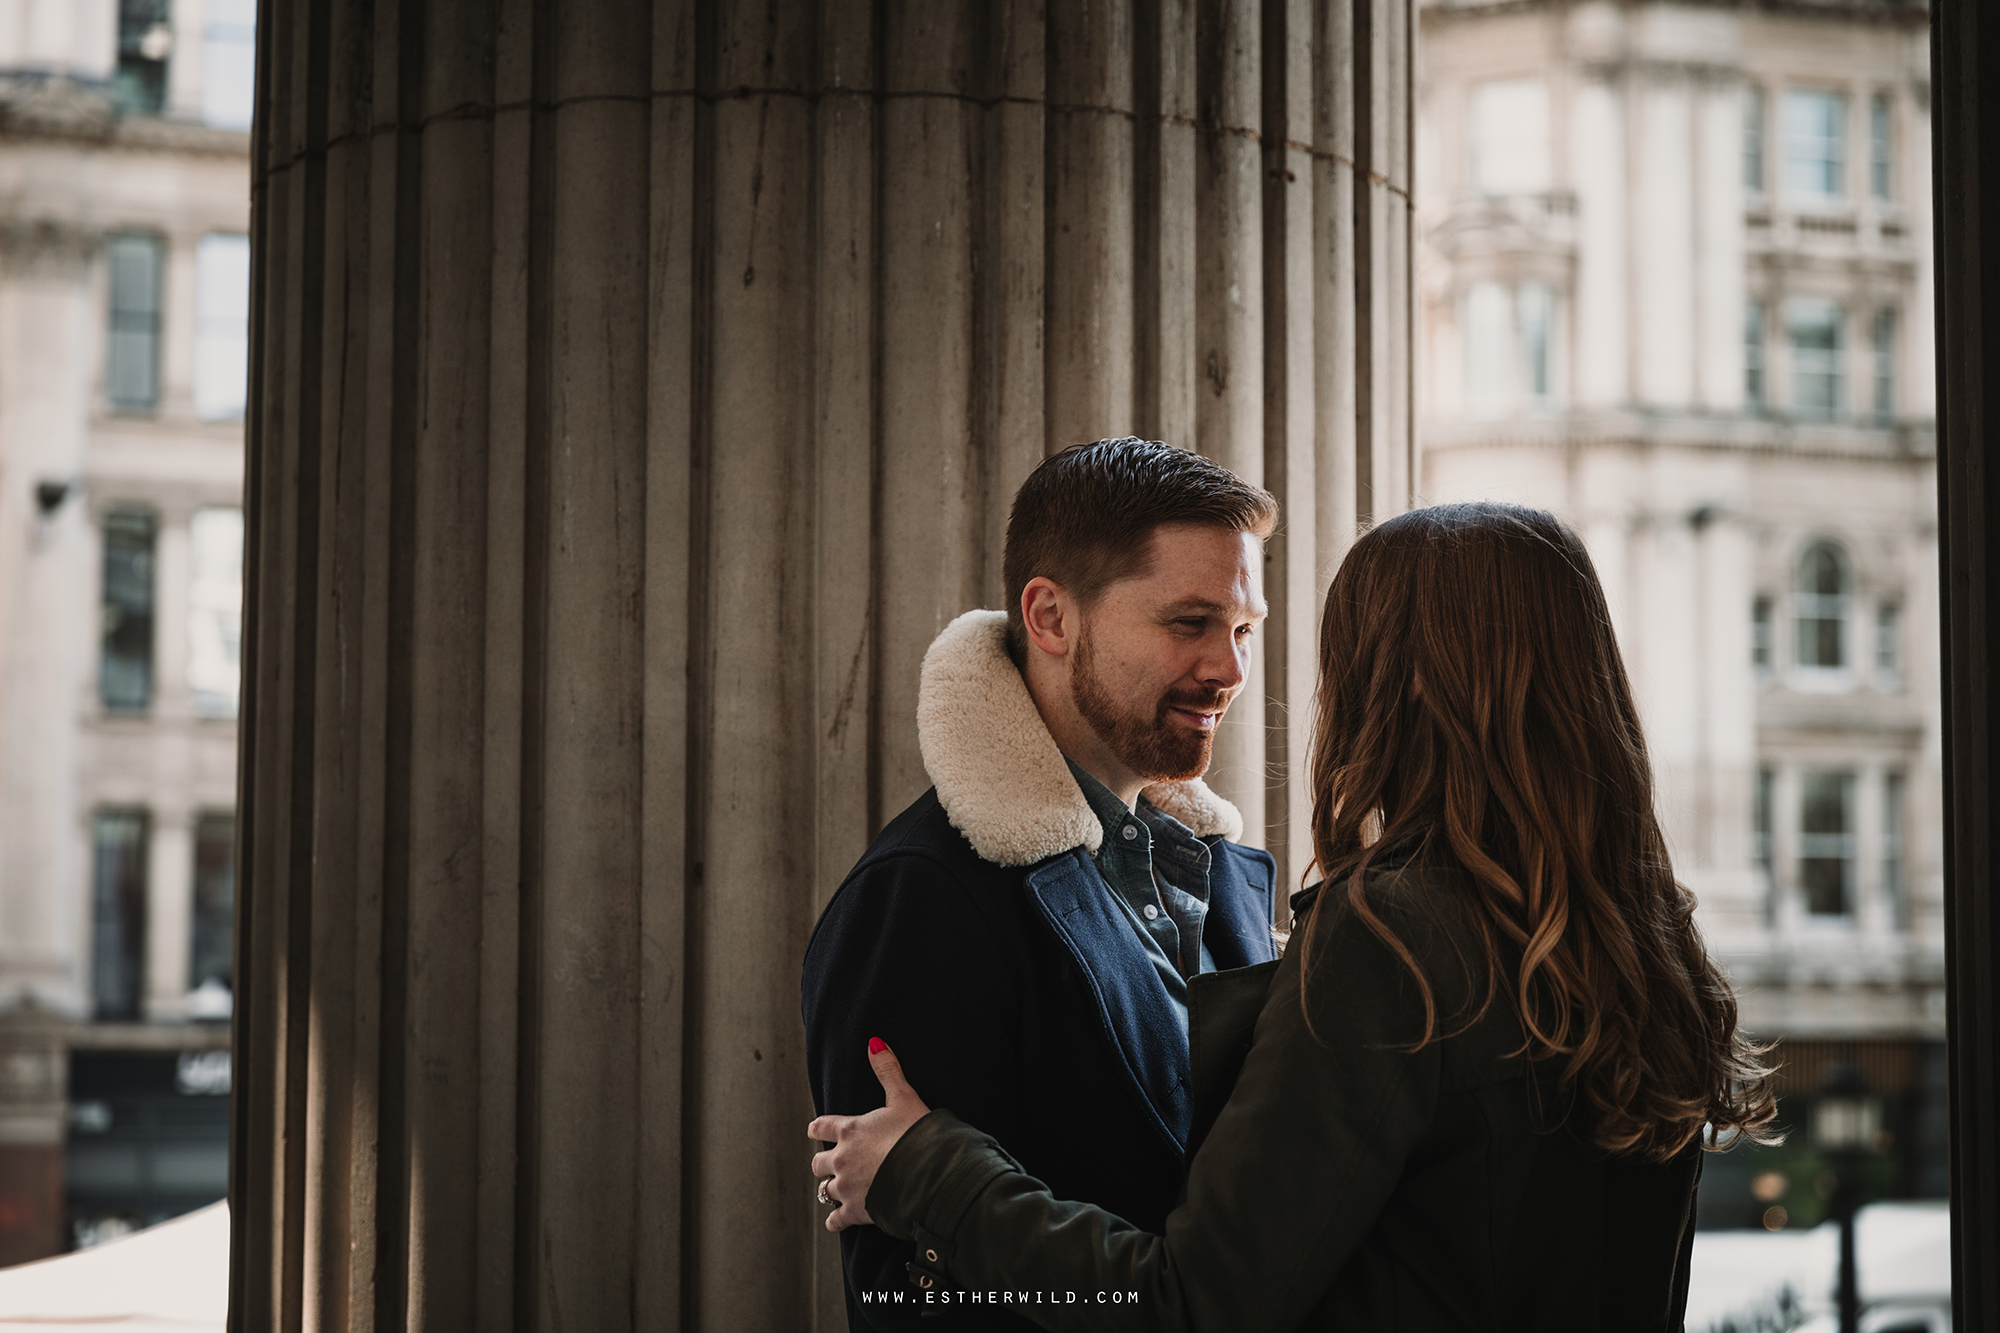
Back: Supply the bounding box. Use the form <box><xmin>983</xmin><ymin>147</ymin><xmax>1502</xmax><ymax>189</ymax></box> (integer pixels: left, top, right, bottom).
<box><xmin>1071</xmin><ymin>625</ymin><xmax>1229</xmax><ymax>783</ymax></box>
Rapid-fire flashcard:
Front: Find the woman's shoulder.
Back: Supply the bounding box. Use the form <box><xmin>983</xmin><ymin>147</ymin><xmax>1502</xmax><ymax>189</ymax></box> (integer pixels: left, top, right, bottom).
<box><xmin>1290</xmin><ymin>848</ymin><xmax>1507</xmax><ymax>1032</ymax></box>
<box><xmin>1293</xmin><ymin>843</ymin><xmax>1476</xmax><ymax>941</ymax></box>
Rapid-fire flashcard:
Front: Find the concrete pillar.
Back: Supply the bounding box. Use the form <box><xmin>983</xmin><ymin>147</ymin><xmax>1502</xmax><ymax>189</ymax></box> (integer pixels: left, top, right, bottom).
<box><xmin>1195</xmin><ymin>0</ymin><xmax>1269</xmax><ymax>845</ymax></box>
<box><xmin>1907</xmin><ymin>90</ymin><xmax>1936</xmax><ymax>418</ymax></box>
<box><xmin>234</xmin><ymin>2</ymin><xmax>1414</xmax><ymax>1329</ymax></box>
<box><xmin>1636</xmin><ymin>82</ymin><xmax>1694</xmax><ymax>410</ymax></box>
<box><xmin>161</xmin><ymin>236</ymin><xmax>200</xmax><ymax>423</ymax></box>
<box><xmin>1696</xmin><ymin>82</ymin><xmax>1746</xmax><ymax>414</ymax></box>
<box><xmin>1572</xmin><ymin>77</ymin><xmax>1627</xmax><ymax>408</ymax></box>
<box><xmin>1046</xmin><ymin>0</ymin><xmax>1136</xmax><ymax>450</ymax></box>
<box><xmin>1699</xmin><ymin>512</ymin><xmax>1765</xmax><ymax>935</ymax></box>
<box><xmin>0</xmin><ymin>225</ymin><xmax>98</xmax><ymax>1014</ymax></box>
<box><xmin>145</xmin><ymin>804</ymin><xmax>195</xmax><ymax>1018</ymax></box>
<box><xmin>154</xmin><ymin>508</ymin><xmax>192</xmax><ymax>717</ymax></box>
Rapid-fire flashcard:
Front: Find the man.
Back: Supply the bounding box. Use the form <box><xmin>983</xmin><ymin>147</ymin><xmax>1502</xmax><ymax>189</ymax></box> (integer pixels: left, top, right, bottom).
<box><xmin>802</xmin><ymin>438</ymin><xmax>1279</xmax><ymax>1329</ymax></box>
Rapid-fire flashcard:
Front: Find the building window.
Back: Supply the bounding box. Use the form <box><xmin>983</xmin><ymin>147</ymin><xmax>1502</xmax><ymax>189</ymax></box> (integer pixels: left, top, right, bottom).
<box><xmin>1872</xmin><ymin>308</ymin><xmax>1896</xmax><ymax>423</ymax></box>
<box><xmin>101</xmin><ymin>510</ymin><xmax>158</xmax><ymax>712</ymax></box>
<box><xmin>1883</xmin><ymin>771</ymin><xmax>1905</xmax><ymax>928</ymax></box>
<box><xmin>1752</xmin><ymin>595</ymin><xmax>1774</xmax><ymax>670</ymax></box>
<box><xmin>1799</xmin><ymin>770</ymin><xmax>1855</xmax><ymax>916</ymax></box>
<box><xmin>194</xmin><ymin>237</ymin><xmax>251</xmax><ymax>421</ymax></box>
<box><xmin>112</xmin><ymin>0</ymin><xmax>172</xmax><ymax>115</ymax></box>
<box><xmin>91</xmin><ymin>810</ymin><xmax>150</xmax><ymax>1021</ymax></box>
<box><xmin>1519</xmin><ymin>281</ymin><xmax>1553</xmax><ymax>407</ymax></box>
<box><xmin>1876</xmin><ymin>600</ymin><xmax>1901</xmax><ymax>677</ymax></box>
<box><xmin>1463</xmin><ymin>281</ymin><xmax>1511</xmax><ymax>417</ymax></box>
<box><xmin>1745</xmin><ymin>86</ymin><xmax>1767</xmax><ymax>194</ymax></box>
<box><xmin>1795</xmin><ymin>541</ymin><xmax>1849</xmax><ymax>670</ymax></box>
<box><xmin>1746</xmin><ymin>301</ymin><xmax>1767</xmax><ymax>411</ymax></box>
<box><xmin>189</xmin><ymin>508</ymin><xmax>244</xmax><ymax>718</ymax></box>
<box><xmin>1469</xmin><ymin>79</ymin><xmax>1550</xmax><ymax>196</ymax></box>
<box><xmin>1463</xmin><ymin>281</ymin><xmax>1559</xmax><ymax>418</ymax></box>
<box><xmin>1782</xmin><ymin>90</ymin><xmax>1847</xmax><ymax>200</ymax></box>
<box><xmin>190</xmin><ymin>814</ymin><xmax>236</xmax><ymax>1010</ymax></box>
<box><xmin>1754</xmin><ymin>766</ymin><xmax>1776</xmax><ymax>924</ymax></box>
<box><xmin>106</xmin><ymin>234</ymin><xmax>165</xmax><ymax>413</ymax></box>
<box><xmin>203</xmin><ymin>0</ymin><xmax>259</xmax><ymax>130</ymax></box>
<box><xmin>1788</xmin><ymin>299</ymin><xmax>1844</xmax><ymax>421</ymax></box>
<box><xmin>1870</xmin><ymin>94</ymin><xmax>1891</xmax><ymax>201</ymax></box>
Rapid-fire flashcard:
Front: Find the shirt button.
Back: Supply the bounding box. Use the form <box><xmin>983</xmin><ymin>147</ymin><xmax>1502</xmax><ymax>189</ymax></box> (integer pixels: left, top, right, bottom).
<box><xmin>1122</xmin><ymin>825</ymin><xmax>1138</xmax><ymax>841</ymax></box>
<box><xmin>1142</xmin><ymin>904</ymin><xmax>1160</xmax><ymax>920</ymax></box>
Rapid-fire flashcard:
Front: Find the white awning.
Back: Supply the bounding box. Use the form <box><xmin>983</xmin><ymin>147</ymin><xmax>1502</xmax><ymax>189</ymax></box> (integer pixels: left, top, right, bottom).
<box><xmin>0</xmin><ymin>1202</ymin><xmax>225</xmax><ymax>1330</ymax></box>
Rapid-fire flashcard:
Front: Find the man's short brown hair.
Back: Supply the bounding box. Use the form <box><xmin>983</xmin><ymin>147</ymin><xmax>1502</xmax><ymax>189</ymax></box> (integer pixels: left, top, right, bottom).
<box><xmin>1003</xmin><ymin>438</ymin><xmax>1278</xmax><ymax>659</ymax></box>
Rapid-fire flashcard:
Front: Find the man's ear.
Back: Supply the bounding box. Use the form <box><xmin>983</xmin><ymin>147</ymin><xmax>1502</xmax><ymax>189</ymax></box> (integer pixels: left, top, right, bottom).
<box><xmin>1020</xmin><ymin>577</ymin><xmax>1073</xmax><ymax>659</ymax></box>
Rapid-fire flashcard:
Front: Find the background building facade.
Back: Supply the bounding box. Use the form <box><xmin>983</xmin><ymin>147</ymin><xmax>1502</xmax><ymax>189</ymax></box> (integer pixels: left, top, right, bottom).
<box><xmin>1418</xmin><ymin>0</ymin><xmax>1945</xmax><ymax>1228</ymax></box>
<box><xmin>0</xmin><ymin>0</ymin><xmax>250</xmax><ymax>1262</ymax></box>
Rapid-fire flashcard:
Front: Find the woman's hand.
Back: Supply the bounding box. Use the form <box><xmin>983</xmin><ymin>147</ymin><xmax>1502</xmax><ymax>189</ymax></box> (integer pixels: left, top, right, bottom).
<box><xmin>807</xmin><ymin>1038</ymin><xmax>932</xmax><ymax>1232</ymax></box>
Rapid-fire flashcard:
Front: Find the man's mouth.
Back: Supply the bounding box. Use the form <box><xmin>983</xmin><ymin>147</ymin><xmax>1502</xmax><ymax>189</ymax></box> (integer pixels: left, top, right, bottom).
<box><xmin>1168</xmin><ymin>705</ymin><xmax>1222</xmax><ymax>730</ymax></box>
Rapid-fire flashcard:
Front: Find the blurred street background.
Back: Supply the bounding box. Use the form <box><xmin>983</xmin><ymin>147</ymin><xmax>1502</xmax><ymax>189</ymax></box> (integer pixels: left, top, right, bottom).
<box><xmin>0</xmin><ymin>1</ymin><xmax>1948</xmax><ymax>1330</ymax></box>
<box><xmin>1417</xmin><ymin>2</ymin><xmax>1943</xmax><ymax>1326</ymax></box>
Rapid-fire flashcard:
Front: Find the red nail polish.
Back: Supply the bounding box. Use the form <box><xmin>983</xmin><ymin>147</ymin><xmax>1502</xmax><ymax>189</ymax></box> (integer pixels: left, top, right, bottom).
<box><xmin>868</xmin><ymin>1037</ymin><xmax>887</xmax><ymax>1055</ymax></box>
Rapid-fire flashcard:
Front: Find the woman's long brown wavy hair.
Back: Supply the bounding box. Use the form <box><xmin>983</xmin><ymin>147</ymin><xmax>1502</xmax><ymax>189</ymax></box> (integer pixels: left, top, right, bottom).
<box><xmin>1299</xmin><ymin>502</ymin><xmax>1776</xmax><ymax>1160</ymax></box>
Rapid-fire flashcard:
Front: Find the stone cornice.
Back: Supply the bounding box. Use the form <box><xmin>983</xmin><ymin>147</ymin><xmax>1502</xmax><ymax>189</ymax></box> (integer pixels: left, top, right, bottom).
<box><xmin>0</xmin><ymin>74</ymin><xmax>247</xmax><ymax>158</ymax></box>
<box><xmin>1420</xmin><ymin>409</ymin><xmax>1938</xmax><ymax>461</ymax></box>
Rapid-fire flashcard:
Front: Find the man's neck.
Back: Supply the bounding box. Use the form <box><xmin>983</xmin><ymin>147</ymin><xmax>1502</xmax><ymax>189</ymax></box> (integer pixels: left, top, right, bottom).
<box><xmin>1021</xmin><ymin>653</ymin><xmax>1148</xmax><ymax>807</ymax></box>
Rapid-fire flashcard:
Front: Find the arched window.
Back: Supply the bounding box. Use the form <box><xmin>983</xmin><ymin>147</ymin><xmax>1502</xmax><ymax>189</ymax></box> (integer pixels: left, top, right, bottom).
<box><xmin>1795</xmin><ymin>541</ymin><xmax>1849</xmax><ymax>669</ymax></box>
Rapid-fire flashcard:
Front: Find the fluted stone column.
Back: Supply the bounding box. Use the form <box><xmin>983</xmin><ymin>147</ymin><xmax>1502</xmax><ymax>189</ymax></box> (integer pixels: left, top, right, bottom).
<box><xmin>231</xmin><ymin>2</ymin><xmax>1412</xmax><ymax>1329</ymax></box>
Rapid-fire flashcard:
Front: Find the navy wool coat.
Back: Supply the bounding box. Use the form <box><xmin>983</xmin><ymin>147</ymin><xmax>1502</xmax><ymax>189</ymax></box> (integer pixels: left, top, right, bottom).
<box><xmin>803</xmin><ymin>610</ymin><xmax>1278</xmax><ymax>1331</ymax></box>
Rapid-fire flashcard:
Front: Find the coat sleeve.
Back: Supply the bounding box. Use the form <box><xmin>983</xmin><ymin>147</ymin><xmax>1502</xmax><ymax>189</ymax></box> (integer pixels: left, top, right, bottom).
<box><xmin>804</xmin><ymin>850</ymin><xmax>1038</xmax><ymax>1331</ymax></box>
<box><xmin>865</xmin><ymin>884</ymin><xmax>1451</xmax><ymax>1333</ymax></box>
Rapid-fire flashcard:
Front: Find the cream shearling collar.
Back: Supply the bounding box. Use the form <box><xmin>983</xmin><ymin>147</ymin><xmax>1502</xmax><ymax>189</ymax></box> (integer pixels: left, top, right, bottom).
<box><xmin>916</xmin><ymin>609</ymin><xmax>1246</xmax><ymax>867</ymax></box>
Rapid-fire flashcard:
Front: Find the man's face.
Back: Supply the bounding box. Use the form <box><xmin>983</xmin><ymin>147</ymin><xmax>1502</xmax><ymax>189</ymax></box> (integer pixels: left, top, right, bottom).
<box><xmin>1069</xmin><ymin>523</ymin><xmax>1267</xmax><ymax>783</ymax></box>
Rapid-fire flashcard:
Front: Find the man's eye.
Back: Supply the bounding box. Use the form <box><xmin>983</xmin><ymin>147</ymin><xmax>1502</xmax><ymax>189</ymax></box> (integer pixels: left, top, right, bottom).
<box><xmin>1174</xmin><ymin>619</ymin><xmax>1205</xmax><ymax>632</ymax></box>
<box><xmin>1235</xmin><ymin>623</ymin><xmax>1256</xmax><ymax>638</ymax></box>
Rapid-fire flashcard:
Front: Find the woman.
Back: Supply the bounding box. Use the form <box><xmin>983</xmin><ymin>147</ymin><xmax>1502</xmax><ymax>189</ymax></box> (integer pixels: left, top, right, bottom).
<box><xmin>808</xmin><ymin>502</ymin><xmax>1775</xmax><ymax>1331</ymax></box>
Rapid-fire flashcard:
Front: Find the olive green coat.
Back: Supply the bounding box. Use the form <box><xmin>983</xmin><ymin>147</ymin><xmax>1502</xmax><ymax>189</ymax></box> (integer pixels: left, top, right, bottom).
<box><xmin>868</xmin><ymin>859</ymin><xmax>1703</xmax><ymax>1332</ymax></box>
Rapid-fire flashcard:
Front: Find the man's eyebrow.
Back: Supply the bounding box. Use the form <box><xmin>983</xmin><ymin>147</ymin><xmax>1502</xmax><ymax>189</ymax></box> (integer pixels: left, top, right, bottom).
<box><xmin>1158</xmin><ymin>598</ymin><xmax>1265</xmax><ymax>619</ymax></box>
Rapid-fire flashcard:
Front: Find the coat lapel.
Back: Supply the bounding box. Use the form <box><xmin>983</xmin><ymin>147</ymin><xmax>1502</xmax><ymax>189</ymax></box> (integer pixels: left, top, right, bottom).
<box><xmin>1204</xmin><ymin>841</ymin><xmax>1279</xmax><ymax>970</ymax></box>
<box><xmin>1025</xmin><ymin>850</ymin><xmax>1191</xmax><ymax>1157</ymax></box>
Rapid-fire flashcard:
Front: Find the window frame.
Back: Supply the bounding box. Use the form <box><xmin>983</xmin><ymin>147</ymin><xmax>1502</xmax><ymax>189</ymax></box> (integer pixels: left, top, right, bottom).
<box><xmin>201</xmin><ymin>0</ymin><xmax>259</xmax><ymax>131</ymax></box>
<box><xmin>190</xmin><ymin>812</ymin><xmax>237</xmax><ymax>999</ymax></box>
<box><xmin>1780</xmin><ymin>87</ymin><xmax>1850</xmax><ymax>203</ymax></box>
<box><xmin>188</xmin><ymin>506</ymin><xmax>245</xmax><ymax>718</ymax></box>
<box><xmin>1460</xmin><ymin>278</ymin><xmax>1564</xmax><ymax>419</ymax></box>
<box><xmin>1745</xmin><ymin>84</ymin><xmax>1768</xmax><ymax>196</ymax></box>
<box><xmin>1746</xmin><ymin>299</ymin><xmax>1769</xmax><ymax>412</ymax></box>
<box><xmin>90</xmin><ymin>807</ymin><xmax>151</xmax><ymax>1021</ymax></box>
<box><xmin>1786</xmin><ymin>297</ymin><xmax>1847</xmax><ymax>422</ymax></box>
<box><xmin>1793</xmin><ymin>539</ymin><xmax>1853</xmax><ymax>680</ymax></box>
<box><xmin>105</xmin><ymin>233</ymin><xmax>166</xmax><ymax>415</ymax></box>
<box><xmin>100</xmin><ymin>508</ymin><xmax>159</xmax><ymax>713</ymax></box>
<box><xmin>1882</xmin><ymin>769</ymin><xmax>1906</xmax><ymax>930</ymax></box>
<box><xmin>1876</xmin><ymin>598</ymin><xmax>1903</xmax><ymax>683</ymax></box>
<box><xmin>1753</xmin><ymin>765</ymin><xmax>1777</xmax><ymax>926</ymax></box>
<box><xmin>1466</xmin><ymin>77</ymin><xmax>1552</xmax><ymax>198</ymax></box>
<box><xmin>112</xmin><ymin>0</ymin><xmax>172</xmax><ymax>116</ymax></box>
<box><xmin>1870</xmin><ymin>92</ymin><xmax>1893</xmax><ymax>202</ymax></box>
<box><xmin>193</xmin><ymin>235</ymin><xmax>252</xmax><ymax>423</ymax></box>
<box><xmin>1798</xmin><ymin>768</ymin><xmax>1857</xmax><ymax>919</ymax></box>
<box><xmin>1753</xmin><ymin>593</ymin><xmax>1775</xmax><ymax>672</ymax></box>
<box><xmin>1872</xmin><ymin>307</ymin><xmax>1897</xmax><ymax>423</ymax></box>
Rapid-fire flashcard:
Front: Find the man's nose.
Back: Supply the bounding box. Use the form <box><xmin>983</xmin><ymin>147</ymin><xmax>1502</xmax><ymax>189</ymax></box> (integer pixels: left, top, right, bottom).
<box><xmin>1199</xmin><ymin>633</ymin><xmax>1249</xmax><ymax>693</ymax></box>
